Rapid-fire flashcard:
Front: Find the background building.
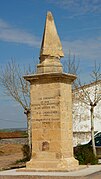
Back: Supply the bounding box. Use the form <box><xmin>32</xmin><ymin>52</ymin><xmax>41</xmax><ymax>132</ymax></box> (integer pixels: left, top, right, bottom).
<box><xmin>72</xmin><ymin>80</ymin><xmax>101</xmax><ymax>146</ymax></box>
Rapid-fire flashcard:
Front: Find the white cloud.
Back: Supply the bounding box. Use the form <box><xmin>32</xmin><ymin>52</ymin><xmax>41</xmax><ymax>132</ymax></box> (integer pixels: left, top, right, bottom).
<box><xmin>48</xmin><ymin>0</ymin><xmax>101</xmax><ymax>14</ymax></box>
<box><xmin>62</xmin><ymin>38</ymin><xmax>101</xmax><ymax>62</ymax></box>
<box><xmin>0</xmin><ymin>18</ymin><xmax>40</xmax><ymax>47</ymax></box>
<box><xmin>0</xmin><ymin>19</ymin><xmax>9</xmax><ymax>28</ymax></box>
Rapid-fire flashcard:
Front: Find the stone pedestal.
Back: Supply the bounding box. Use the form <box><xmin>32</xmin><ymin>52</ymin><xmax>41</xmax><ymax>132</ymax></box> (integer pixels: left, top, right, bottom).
<box><xmin>25</xmin><ymin>73</ymin><xmax>79</xmax><ymax>171</ymax></box>
<box><xmin>24</xmin><ymin>11</ymin><xmax>79</xmax><ymax>171</ymax></box>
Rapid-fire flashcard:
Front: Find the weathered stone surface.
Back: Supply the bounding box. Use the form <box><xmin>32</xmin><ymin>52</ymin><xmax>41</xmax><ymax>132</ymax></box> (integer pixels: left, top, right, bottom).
<box><xmin>40</xmin><ymin>11</ymin><xmax>64</xmax><ymax>59</ymax></box>
<box><xmin>24</xmin><ymin>73</ymin><xmax>78</xmax><ymax>171</ymax></box>
<box><xmin>24</xmin><ymin>11</ymin><xmax>78</xmax><ymax>171</ymax></box>
<box><xmin>37</xmin><ymin>12</ymin><xmax>64</xmax><ymax>74</ymax></box>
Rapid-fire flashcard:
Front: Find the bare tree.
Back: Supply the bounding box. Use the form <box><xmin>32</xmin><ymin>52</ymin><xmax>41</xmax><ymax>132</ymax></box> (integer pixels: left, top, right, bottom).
<box><xmin>65</xmin><ymin>52</ymin><xmax>101</xmax><ymax>156</ymax></box>
<box><xmin>73</xmin><ymin>62</ymin><xmax>101</xmax><ymax>156</ymax></box>
<box><xmin>63</xmin><ymin>50</ymin><xmax>79</xmax><ymax>76</ymax></box>
<box><xmin>0</xmin><ymin>60</ymin><xmax>35</xmax><ymax>157</ymax></box>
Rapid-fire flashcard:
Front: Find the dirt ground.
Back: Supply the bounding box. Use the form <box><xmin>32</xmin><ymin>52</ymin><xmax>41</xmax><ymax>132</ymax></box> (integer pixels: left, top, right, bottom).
<box><xmin>0</xmin><ymin>143</ymin><xmax>25</xmax><ymax>170</ymax></box>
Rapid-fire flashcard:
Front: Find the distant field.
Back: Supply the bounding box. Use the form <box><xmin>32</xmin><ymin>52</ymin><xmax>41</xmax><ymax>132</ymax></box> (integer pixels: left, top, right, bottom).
<box><xmin>0</xmin><ymin>130</ymin><xmax>28</xmax><ymax>139</ymax></box>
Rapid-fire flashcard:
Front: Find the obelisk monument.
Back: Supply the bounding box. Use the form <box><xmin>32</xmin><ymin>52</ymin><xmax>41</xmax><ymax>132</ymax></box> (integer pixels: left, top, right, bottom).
<box><xmin>24</xmin><ymin>11</ymin><xmax>79</xmax><ymax>171</ymax></box>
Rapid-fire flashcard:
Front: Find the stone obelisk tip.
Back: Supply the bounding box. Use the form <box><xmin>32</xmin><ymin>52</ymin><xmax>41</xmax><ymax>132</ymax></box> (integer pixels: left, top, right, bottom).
<box><xmin>40</xmin><ymin>11</ymin><xmax>64</xmax><ymax>60</ymax></box>
<box><xmin>47</xmin><ymin>11</ymin><xmax>54</xmax><ymax>20</ymax></box>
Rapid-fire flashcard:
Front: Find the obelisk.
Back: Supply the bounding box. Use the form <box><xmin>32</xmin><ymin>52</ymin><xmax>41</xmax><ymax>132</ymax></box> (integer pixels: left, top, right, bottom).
<box><xmin>24</xmin><ymin>11</ymin><xmax>79</xmax><ymax>171</ymax></box>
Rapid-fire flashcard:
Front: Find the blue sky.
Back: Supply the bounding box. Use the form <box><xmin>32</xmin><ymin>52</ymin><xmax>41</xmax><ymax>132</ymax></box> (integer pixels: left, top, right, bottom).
<box><xmin>0</xmin><ymin>0</ymin><xmax>101</xmax><ymax>129</ymax></box>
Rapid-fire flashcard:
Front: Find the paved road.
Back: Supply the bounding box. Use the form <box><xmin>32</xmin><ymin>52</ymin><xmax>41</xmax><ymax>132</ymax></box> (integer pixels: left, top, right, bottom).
<box><xmin>0</xmin><ymin>165</ymin><xmax>101</xmax><ymax>177</ymax></box>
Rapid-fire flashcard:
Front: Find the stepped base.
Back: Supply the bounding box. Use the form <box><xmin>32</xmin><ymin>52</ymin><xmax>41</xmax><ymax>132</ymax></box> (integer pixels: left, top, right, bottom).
<box><xmin>26</xmin><ymin>157</ymin><xmax>79</xmax><ymax>171</ymax></box>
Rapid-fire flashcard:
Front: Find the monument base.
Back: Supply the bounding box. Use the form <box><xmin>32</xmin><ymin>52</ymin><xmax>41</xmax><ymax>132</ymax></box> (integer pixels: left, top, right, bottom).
<box><xmin>26</xmin><ymin>157</ymin><xmax>79</xmax><ymax>171</ymax></box>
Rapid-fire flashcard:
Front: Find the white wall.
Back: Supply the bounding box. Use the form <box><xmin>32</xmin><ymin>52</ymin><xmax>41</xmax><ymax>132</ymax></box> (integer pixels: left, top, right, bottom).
<box><xmin>72</xmin><ymin>81</ymin><xmax>101</xmax><ymax>145</ymax></box>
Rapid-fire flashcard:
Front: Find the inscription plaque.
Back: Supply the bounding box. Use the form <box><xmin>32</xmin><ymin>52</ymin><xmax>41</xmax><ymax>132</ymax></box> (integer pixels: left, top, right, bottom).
<box><xmin>32</xmin><ymin>96</ymin><xmax>60</xmax><ymax>122</ymax></box>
